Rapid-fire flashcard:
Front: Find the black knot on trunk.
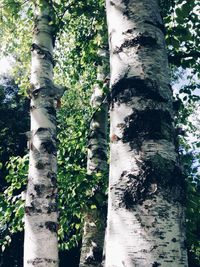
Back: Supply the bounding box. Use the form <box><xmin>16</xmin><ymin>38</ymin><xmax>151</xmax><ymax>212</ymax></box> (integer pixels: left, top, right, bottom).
<box><xmin>152</xmin><ymin>262</ymin><xmax>161</xmax><ymax>267</ymax></box>
<box><xmin>45</xmin><ymin>221</ymin><xmax>57</xmax><ymax>233</ymax></box>
<box><xmin>34</xmin><ymin>184</ymin><xmax>45</xmax><ymax>196</ymax></box>
<box><xmin>85</xmin><ymin>245</ymin><xmax>102</xmax><ymax>264</ymax></box>
<box><xmin>122</xmin><ymin>109</ymin><xmax>173</xmax><ymax>143</ymax></box>
<box><xmin>47</xmin><ymin>171</ymin><xmax>57</xmax><ymax>186</ymax></box>
<box><xmin>42</xmin><ymin>140</ymin><xmax>56</xmax><ymax>154</ymax></box>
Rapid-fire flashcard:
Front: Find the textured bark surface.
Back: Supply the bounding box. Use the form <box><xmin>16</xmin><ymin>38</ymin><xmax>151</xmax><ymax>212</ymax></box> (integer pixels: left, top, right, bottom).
<box><xmin>105</xmin><ymin>0</ymin><xmax>188</xmax><ymax>266</ymax></box>
<box><xmin>24</xmin><ymin>1</ymin><xmax>59</xmax><ymax>266</ymax></box>
<box><xmin>79</xmin><ymin>50</ymin><xmax>108</xmax><ymax>267</ymax></box>
<box><xmin>79</xmin><ymin>209</ymin><xmax>107</xmax><ymax>267</ymax></box>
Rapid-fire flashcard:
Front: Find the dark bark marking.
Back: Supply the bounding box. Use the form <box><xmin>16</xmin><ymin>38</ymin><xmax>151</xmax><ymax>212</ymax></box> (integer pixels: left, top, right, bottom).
<box><xmin>117</xmin><ymin>123</ymin><xmax>126</xmax><ymax>130</ymax></box>
<box><xmin>121</xmin><ymin>169</ymin><xmax>156</xmax><ymax>208</ymax></box>
<box><xmin>154</xmin><ymin>229</ymin><xmax>165</xmax><ymax>239</ymax></box>
<box><xmin>157</xmin><ymin>207</ymin><xmax>170</xmax><ymax>219</ymax></box>
<box><xmin>172</xmin><ymin>238</ymin><xmax>177</xmax><ymax>242</ymax></box>
<box><xmin>110</xmin><ymin>77</ymin><xmax>169</xmax><ymax>103</ymax></box>
<box><xmin>84</xmin><ymin>245</ymin><xmax>103</xmax><ymax>264</ymax></box>
<box><xmin>122</xmin><ymin>109</ymin><xmax>173</xmax><ymax>143</ymax></box>
<box><xmin>113</xmin><ymin>35</ymin><xmax>158</xmax><ymax>54</ymax></box>
<box><xmin>45</xmin><ymin>106</ymin><xmax>56</xmax><ymax>116</ymax></box>
<box><xmin>27</xmin><ymin>257</ymin><xmax>57</xmax><ymax>265</ymax></box>
<box><xmin>25</xmin><ymin>205</ymin><xmax>42</xmax><ymax>215</ymax></box>
<box><xmin>159</xmin><ymin>254</ymin><xmax>165</xmax><ymax>259</ymax></box>
<box><xmin>42</xmin><ymin>140</ymin><xmax>56</xmax><ymax>154</ymax></box>
<box><xmin>31</xmin><ymin>43</ymin><xmax>54</xmax><ymax>65</ymax></box>
<box><xmin>48</xmin><ymin>114</ymin><xmax>57</xmax><ymax>127</ymax></box>
<box><xmin>36</xmin><ymin>127</ymin><xmax>49</xmax><ymax>133</ymax></box>
<box><xmin>30</xmin><ymin>105</ymin><xmax>36</xmax><ymax>111</ymax></box>
<box><xmin>28</xmin><ymin>87</ymin><xmax>42</xmax><ymax>99</ymax></box>
<box><xmin>35</xmin><ymin>160</ymin><xmax>45</xmax><ymax>169</ymax></box>
<box><xmin>47</xmin><ymin>202</ymin><xmax>57</xmax><ymax>213</ymax></box>
<box><xmin>88</xmin><ymin>148</ymin><xmax>107</xmax><ymax>161</ymax></box>
<box><xmin>47</xmin><ymin>171</ymin><xmax>57</xmax><ymax>186</ymax></box>
<box><xmin>122</xmin><ymin>0</ymin><xmax>131</xmax><ymax>17</ymax></box>
<box><xmin>122</xmin><ymin>28</ymin><xmax>136</xmax><ymax>34</ymax></box>
<box><xmin>152</xmin><ymin>262</ymin><xmax>161</xmax><ymax>267</ymax></box>
<box><xmin>45</xmin><ymin>221</ymin><xmax>58</xmax><ymax>233</ymax></box>
<box><xmin>31</xmin><ymin>200</ymin><xmax>42</xmax><ymax>213</ymax></box>
<box><xmin>38</xmin><ymin>223</ymin><xmax>44</xmax><ymax>228</ymax></box>
<box><xmin>115</xmin><ymin>157</ymin><xmax>184</xmax><ymax>208</ymax></box>
<box><xmin>34</xmin><ymin>184</ymin><xmax>45</xmax><ymax>196</ymax></box>
<box><xmin>145</xmin><ymin>157</ymin><xmax>185</xmax><ymax>191</ymax></box>
<box><xmin>28</xmin><ymin>83</ymin><xmax>62</xmax><ymax>100</ymax></box>
<box><xmin>35</xmin><ymin>13</ymin><xmax>53</xmax><ymax>23</ymax></box>
<box><xmin>25</xmin><ymin>206</ymin><xmax>34</xmax><ymax>215</ymax></box>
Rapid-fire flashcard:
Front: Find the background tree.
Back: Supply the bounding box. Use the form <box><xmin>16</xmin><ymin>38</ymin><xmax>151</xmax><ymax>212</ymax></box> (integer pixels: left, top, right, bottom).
<box><xmin>79</xmin><ymin>47</ymin><xmax>109</xmax><ymax>267</ymax></box>
<box><xmin>24</xmin><ymin>0</ymin><xmax>62</xmax><ymax>266</ymax></box>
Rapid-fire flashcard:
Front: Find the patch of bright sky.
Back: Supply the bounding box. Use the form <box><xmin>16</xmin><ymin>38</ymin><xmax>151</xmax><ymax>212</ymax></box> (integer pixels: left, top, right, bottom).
<box><xmin>0</xmin><ymin>56</ymin><xmax>15</xmax><ymax>76</ymax></box>
<box><xmin>172</xmin><ymin>68</ymin><xmax>200</xmax><ymax>96</ymax></box>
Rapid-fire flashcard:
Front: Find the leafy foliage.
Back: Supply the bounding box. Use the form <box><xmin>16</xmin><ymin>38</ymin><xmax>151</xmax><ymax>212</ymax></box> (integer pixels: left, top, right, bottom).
<box><xmin>165</xmin><ymin>0</ymin><xmax>200</xmax><ymax>74</ymax></box>
<box><xmin>0</xmin><ymin>156</ymin><xmax>28</xmax><ymax>251</ymax></box>
<box><xmin>174</xmin><ymin>76</ymin><xmax>200</xmax><ymax>265</ymax></box>
<box><xmin>0</xmin><ymin>76</ymin><xmax>29</xmax><ymax>187</ymax></box>
<box><xmin>0</xmin><ymin>76</ymin><xmax>29</xmax><ymax>259</ymax></box>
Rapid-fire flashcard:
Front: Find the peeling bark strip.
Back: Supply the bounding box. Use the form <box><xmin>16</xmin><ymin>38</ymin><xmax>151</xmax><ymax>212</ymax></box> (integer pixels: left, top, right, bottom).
<box><xmin>79</xmin><ymin>49</ymin><xmax>108</xmax><ymax>267</ymax></box>
<box><xmin>24</xmin><ymin>1</ymin><xmax>60</xmax><ymax>267</ymax></box>
<box><xmin>113</xmin><ymin>35</ymin><xmax>159</xmax><ymax>54</ymax></box>
<box><xmin>105</xmin><ymin>0</ymin><xmax>188</xmax><ymax>266</ymax></box>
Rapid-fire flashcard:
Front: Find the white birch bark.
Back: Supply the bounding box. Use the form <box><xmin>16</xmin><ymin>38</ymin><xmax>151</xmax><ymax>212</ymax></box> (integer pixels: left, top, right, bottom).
<box><xmin>79</xmin><ymin>49</ymin><xmax>108</xmax><ymax>267</ymax></box>
<box><xmin>24</xmin><ymin>1</ymin><xmax>61</xmax><ymax>266</ymax></box>
<box><xmin>105</xmin><ymin>0</ymin><xmax>188</xmax><ymax>266</ymax></box>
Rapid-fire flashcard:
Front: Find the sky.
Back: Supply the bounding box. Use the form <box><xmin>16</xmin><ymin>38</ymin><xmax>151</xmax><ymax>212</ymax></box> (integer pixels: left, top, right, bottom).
<box><xmin>0</xmin><ymin>56</ymin><xmax>15</xmax><ymax>75</ymax></box>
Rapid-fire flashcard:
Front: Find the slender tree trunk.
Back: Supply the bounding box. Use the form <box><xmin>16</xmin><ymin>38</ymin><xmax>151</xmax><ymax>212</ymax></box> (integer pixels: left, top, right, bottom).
<box><xmin>79</xmin><ymin>49</ymin><xmax>108</xmax><ymax>267</ymax></box>
<box><xmin>105</xmin><ymin>0</ymin><xmax>188</xmax><ymax>266</ymax></box>
<box><xmin>24</xmin><ymin>1</ymin><xmax>61</xmax><ymax>266</ymax></box>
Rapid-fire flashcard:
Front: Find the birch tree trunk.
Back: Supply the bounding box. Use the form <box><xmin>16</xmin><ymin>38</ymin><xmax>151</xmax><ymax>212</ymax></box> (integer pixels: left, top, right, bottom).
<box><xmin>79</xmin><ymin>49</ymin><xmax>108</xmax><ymax>267</ymax></box>
<box><xmin>105</xmin><ymin>0</ymin><xmax>188</xmax><ymax>266</ymax></box>
<box><xmin>24</xmin><ymin>1</ymin><xmax>61</xmax><ymax>266</ymax></box>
